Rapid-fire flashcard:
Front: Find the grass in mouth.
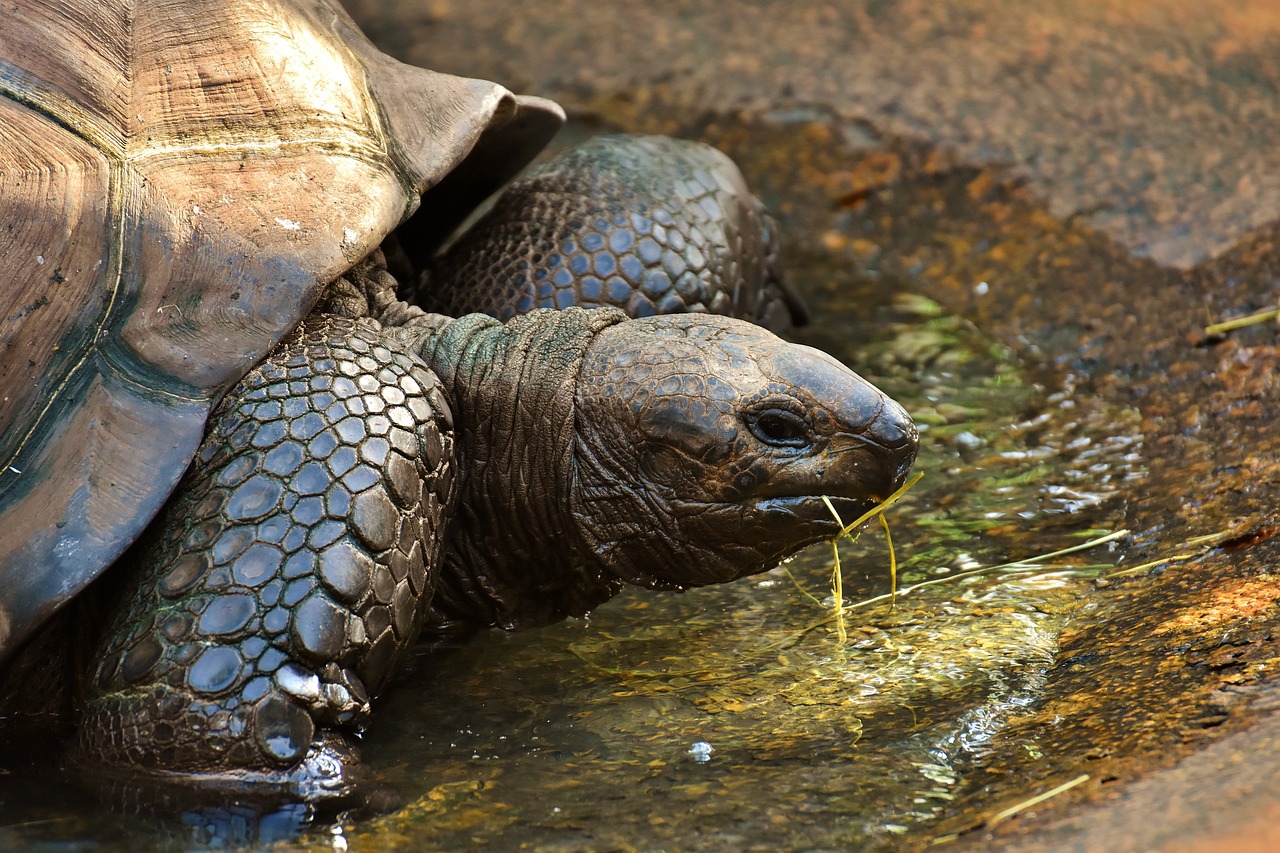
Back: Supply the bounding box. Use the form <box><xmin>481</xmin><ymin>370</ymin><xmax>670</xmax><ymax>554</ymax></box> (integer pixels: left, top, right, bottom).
<box><xmin>822</xmin><ymin>471</ymin><xmax>923</xmax><ymax>642</ymax></box>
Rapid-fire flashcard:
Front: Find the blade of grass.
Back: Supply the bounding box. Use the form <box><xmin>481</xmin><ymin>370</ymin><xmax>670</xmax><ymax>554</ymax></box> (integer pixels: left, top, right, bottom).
<box><xmin>822</xmin><ymin>472</ymin><xmax>923</xmax><ymax>638</ymax></box>
<box><xmin>831</xmin><ymin>540</ymin><xmax>847</xmax><ymax>643</ymax></box>
<box><xmin>1104</xmin><ymin>526</ymin><xmax>1239</xmax><ymax>578</ymax></box>
<box><xmin>834</xmin><ymin>472</ymin><xmax>925</xmax><ymax>540</ymax></box>
<box><xmin>821</xmin><ymin>496</ymin><xmax>850</xmax><ymax>642</ymax></box>
<box><xmin>878</xmin><ymin>512</ymin><xmax>897</xmax><ymax>608</ymax></box>
<box><xmin>987</xmin><ymin>774</ymin><xmax>1090</xmax><ymax>827</ymax></box>
<box><xmin>989</xmin><ymin>528</ymin><xmax>1128</xmax><ymax>568</ymax></box>
<box><xmin>1204</xmin><ymin>307</ymin><xmax>1279</xmax><ymax>336</ymax></box>
<box><xmin>840</xmin><ymin>529</ymin><xmax>1129</xmax><ymax>613</ymax></box>
<box><xmin>573</xmin><ymin>529</ymin><xmax>1129</xmax><ymax>681</ymax></box>
<box><xmin>1106</xmin><ymin>551</ymin><xmax>1199</xmax><ymax>578</ymax></box>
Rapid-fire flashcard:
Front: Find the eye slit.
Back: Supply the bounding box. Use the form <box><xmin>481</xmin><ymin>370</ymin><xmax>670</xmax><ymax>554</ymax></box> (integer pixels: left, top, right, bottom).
<box><xmin>747</xmin><ymin>408</ymin><xmax>812</xmax><ymax>447</ymax></box>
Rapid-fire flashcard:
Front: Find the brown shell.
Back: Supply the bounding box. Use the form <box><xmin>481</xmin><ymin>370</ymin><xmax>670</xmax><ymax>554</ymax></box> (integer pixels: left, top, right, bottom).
<box><xmin>0</xmin><ymin>0</ymin><xmax>562</xmax><ymax>659</ymax></box>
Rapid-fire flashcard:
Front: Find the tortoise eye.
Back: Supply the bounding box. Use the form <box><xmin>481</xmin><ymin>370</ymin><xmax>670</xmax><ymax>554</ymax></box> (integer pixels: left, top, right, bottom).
<box><xmin>747</xmin><ymin>408</ymin><xmax>812</xmax><ymax>447</ymax></box>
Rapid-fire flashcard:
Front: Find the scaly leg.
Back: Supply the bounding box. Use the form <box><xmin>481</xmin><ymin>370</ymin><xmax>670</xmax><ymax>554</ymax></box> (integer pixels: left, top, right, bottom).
<box><xmin>78</xmin><ymin>315</ymin><xmax>454</xmax><ymax>795</ymax></box>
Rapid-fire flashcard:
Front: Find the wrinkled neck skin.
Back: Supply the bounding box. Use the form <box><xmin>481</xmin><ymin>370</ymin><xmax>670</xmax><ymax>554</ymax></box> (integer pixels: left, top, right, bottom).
<box><xmin>395</xmin><ymin>307</ymin><xmax>631</xmax><ymax>633</ymax></box>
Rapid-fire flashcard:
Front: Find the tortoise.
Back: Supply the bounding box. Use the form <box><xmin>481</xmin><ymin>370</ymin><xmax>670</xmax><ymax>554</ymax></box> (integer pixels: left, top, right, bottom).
<box><xmin>0</xmin><ymin>0</ymin><xmax>918</xmax><ymax>799</ymax></box>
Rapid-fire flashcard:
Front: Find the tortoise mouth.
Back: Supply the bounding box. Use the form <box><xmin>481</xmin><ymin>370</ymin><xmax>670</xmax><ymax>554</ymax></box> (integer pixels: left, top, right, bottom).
<box><xmin>750</xmin><ymin>493</ymin><xmax>885</xmax><ymax>538</ymax></box>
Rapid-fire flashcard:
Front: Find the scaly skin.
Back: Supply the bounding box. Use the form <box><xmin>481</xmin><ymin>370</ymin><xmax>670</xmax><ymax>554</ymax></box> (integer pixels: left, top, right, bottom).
<box><xmin>414</xmin><ymin>135</ymin><xmax>807</xmax><ymax>331</ymax></box>
<box><xmin>81</xmin><ymin>316</ymin><xmax>455</xmax><ymax>794</ymax></box>
<box><xmin>77</xmin><ymin>304</ymin><xmax>915</xmax><ymax>795</ymax></box>
<box><xmin>411</xmin><ymin>308</ymin><xmax>917</xmax><ymax>634</ymax></box>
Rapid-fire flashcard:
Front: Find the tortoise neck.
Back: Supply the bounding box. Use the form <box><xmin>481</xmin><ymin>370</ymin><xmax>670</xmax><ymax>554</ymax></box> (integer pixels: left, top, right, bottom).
<box><xmin>408</xmin><ymin>307</ymin><xmax>630</xmax><ymax>633</ymax></box>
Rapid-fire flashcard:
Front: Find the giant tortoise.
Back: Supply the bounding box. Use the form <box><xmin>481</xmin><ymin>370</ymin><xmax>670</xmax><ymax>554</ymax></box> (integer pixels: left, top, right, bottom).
<box><xmin>0</xmin><ymin>0</ymin><xmax>917</xmax><ymax>797</ymax></box>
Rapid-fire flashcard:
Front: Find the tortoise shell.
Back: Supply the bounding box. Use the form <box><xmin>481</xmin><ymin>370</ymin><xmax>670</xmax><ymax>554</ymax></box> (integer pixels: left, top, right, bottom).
<box><xmin>0</xmin><ymin>0</ymin><xmax>561</xmax><ymax>659</ymax></box>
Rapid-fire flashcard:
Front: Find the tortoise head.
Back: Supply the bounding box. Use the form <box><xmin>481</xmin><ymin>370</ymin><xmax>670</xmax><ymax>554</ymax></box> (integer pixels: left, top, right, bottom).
<box><xmin>572</xmin><ymin>314</ymin><xmax>918</xmax><ymax>589</ymax></box>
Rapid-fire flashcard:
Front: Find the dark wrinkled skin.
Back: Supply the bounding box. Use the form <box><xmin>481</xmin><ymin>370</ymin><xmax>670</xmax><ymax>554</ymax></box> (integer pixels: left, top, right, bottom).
<box><xmin>414</xmin><ymin>308</ymin><xmax>915</xmax><ymax>634</ymax></box>
<box><xmin>25</xmin><ymin>137</ymin><xmax>917</xmax><ymax>803</ymax></box>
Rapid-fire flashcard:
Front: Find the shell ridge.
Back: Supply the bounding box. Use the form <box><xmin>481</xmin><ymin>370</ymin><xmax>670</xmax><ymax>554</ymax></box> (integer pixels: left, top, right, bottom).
<box><xmin>0</xmin><ymin>61</ymin><xmax>127</xmax><ymax>157</ymax></box>
<box><xmin>0</xmin><ymin>0</ymin><xmax>563</xmax><ymax>675</ymax></box>
<box><xmin>0</xmin><ymin>156</ymin><xmax>128</xmax><ymax>475</ymax></box>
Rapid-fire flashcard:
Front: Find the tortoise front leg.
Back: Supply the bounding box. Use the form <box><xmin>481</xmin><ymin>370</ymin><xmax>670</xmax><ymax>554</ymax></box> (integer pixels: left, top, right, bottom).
<box><xmin>78</xmin><ymin>316</ymin><xmax>454</xmax><ymax>794</ymax></box>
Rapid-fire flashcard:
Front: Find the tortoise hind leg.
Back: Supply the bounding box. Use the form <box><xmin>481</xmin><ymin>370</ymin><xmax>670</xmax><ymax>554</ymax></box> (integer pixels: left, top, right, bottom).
<box><xmin>413</xmin><ymin>135</ymin><xmax>807</xmax><ymax>331</ymax></box>
<box><xmin>78</xmin><ymin>316</ymin><xmax>454</xmax><ymax>796</ymax></box>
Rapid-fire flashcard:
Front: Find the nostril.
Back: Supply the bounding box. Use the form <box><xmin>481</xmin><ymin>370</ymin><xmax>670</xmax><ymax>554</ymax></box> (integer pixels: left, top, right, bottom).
<box><xmin>873</xmin><ymin>403</ymin><xmax>919</xmax><ymax>492</ymax></box>
<box><xmin>868</xmin><ymin>401</ymin><xmax>919</xmax><ymax>453</ymax></box>
<box><xmin>872</xmin><ymin>419</ymin><xmax>910</xmax><ymax>447</ymax></box>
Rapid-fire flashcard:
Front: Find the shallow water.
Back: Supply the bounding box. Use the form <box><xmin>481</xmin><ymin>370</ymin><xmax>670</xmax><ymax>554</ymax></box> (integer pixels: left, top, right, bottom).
<box><xmin>0</xmin><ymin>268</ymin><xmax>1143</xmax><ymax>851</ymax></box>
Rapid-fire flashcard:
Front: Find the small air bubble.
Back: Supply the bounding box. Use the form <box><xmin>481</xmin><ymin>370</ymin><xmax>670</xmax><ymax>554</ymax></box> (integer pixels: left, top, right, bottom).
<box><xmin>688</xmin><ymin>741</ymin><xmax>713</xmax><ymax>762</ymax></box>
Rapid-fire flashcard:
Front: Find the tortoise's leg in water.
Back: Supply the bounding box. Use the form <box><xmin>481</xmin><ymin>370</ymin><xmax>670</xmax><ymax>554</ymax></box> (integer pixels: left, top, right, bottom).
<box><xmin>410</xmin><ymin>135</ymin><xmax>809</xmax><ymax>331</ymax></box>
<box><xmin>78</xmin><ymin>315</ymin><xmax>454</xmax><ymax>795</ymax></box>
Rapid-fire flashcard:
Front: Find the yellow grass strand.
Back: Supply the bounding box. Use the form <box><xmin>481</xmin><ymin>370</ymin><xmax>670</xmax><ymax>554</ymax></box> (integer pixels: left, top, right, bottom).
<box><xmin>987</xmin><ymin>774</ymin><xmax>1091</xmax><ymax>827</ymax></box>
<box><xmin>821</xmin><ymin>495</ymin><xmax>849</xmax><ymax>642</ymax></box>
<box><xmin>995</xmin><ymin>528</ymin><xmax>1128</xmax><ymax>564</ymax></box>
<box><xmin>572</xmin><ymin>528</ymin><xmax>1133</xmax><ymax>681</ymax></box>
<box><xmin>822</xmin><ymin>473</ymin><xmax>923</xmax><ymax>639</ymax></box>
<box><xmin>841</xmin><ymin>529</ymin><xmax>1129</xmax><ymax>614</ymax></box>
<box><xmin>1104</xmin><ymin>527</ymin><xmax>1238</xmax><ymax>578</ymax></box>
<box><xmin>1106</xmin><ymin>551</ymin><xmax>1198</xmax><ymax>578</ymax></box>
<box><xmin>820</xmin><ymin>494</ymin><xmax>847</xmax><ymax>534</ymax></box>
<box><xmin>1185</xmin><ymin>530</ymin><xmax>1237</xmax><ymax>546</ymax></box>
<box><xmin>878</xmin><ymin>512</ymin><xmax>897</xmax><ymax>609</ymax></box>
<box><xmin>1204</xmin><ymin>307</ymin><xmax>1280</xmax><ymax>336</ymax></box>
<box><xmin>782</xmin><ymin>565</ymin><xmax>825</xmax><ymax>606</ymax></box>
<box><xmin>835</xmin><ymin>472</ymin><xmax>925</xmax><ymax>540</ymax></box>
<box><xmin>831</xmin><ymin>540</ymin><xmax>846</xmax><ymax>643</ymax></box>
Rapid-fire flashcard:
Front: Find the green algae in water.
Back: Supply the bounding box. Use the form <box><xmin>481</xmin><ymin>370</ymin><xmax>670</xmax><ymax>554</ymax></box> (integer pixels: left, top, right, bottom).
<box><xmin>348</xmin><ymin>547</ymin><xmax>1114</xmax><ymax>852</ymax></box>
<box><xmin>824</xmin><ymin>292</ymin><xmax>1144</xmax><ymax>583</ymax></box>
